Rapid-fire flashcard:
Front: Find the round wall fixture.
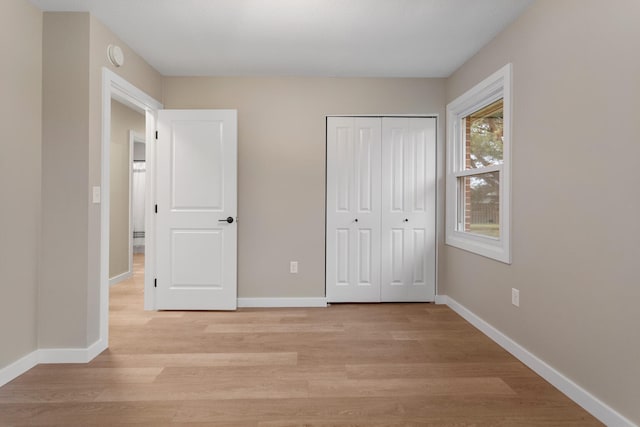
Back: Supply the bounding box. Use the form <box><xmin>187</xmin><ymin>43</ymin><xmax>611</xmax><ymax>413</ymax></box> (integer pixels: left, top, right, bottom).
<box><xmin>107</xmin><ymin>44</ymin><xmax>125</xmax><ymax>67</ymax></box>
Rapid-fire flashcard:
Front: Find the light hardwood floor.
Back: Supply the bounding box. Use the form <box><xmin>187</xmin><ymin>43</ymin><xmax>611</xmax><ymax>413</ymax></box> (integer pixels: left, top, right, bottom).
<box><xmin>0</xmin><ymin>254</ymin><xmax>601</xmax><ymax>426</ymax></box>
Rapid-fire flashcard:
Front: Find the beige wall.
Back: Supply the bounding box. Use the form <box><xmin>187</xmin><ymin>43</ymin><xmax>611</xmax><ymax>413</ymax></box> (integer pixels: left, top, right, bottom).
<box><xmin>40</xmin><ymin>12</ymin><xmax>163</xmax><ymax>348</ymax></box>
<box><xmin>163</xmin><ymin>77</ymin><xmax>445</xmax><ymax>298</ymax></box>
<box><xmin>40</xmin><ymin>12</ymin><xmax>91</xmax><ymax>348</ymax></box>
<box><xmin>109</xmin><ymin>100</ymin><xmax>145</xmax><ymax>279</ymax></box>
<box><xmin>441</xmin><ymin>0</ymin><xmax>640</xmax><ymax>423</ymax></box>
<box><xmin>0</xmin><ymin>0</ymin><xmax>42</xmax><ymax>368</ymax></box>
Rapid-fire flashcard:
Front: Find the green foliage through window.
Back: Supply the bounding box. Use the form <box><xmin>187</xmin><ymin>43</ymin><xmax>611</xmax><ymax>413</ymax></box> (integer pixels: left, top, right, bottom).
<box><xmin>462</xmin><ymin>98</ymin><xmax>503</xmax><ymax>237</ymax></box>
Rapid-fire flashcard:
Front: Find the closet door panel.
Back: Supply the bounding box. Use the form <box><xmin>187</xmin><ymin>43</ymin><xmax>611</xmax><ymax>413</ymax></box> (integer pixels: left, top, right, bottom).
<box><xmin>407</xmin><ymin>118</ymin><xmax>437</xmax><ymax>301</ymax></box>
<box><xmin>356</xmin><ymin>126</ymin><xmax>374</xmax><ymax>212</ymax></box>
<box><xmin>326</xmin><ymin>117</ymin><xmax>381</xmax><ymax>302</ymax></box>
<box><xmin>390</xmin><ymin>127</ymin><xmax>406</xmax><ymax>212</ymax></box>
<box><xmin>381</xmin><ymin>118</ymin><xmax>436</xmax><ymax>302</ymax></box>
<box><xmin>412</xmin><ymin>228</ymin><xmax>426</xmax><ymax>284</ymax></box>
<box><xmin>390</xmin><ymin>228</ymin><xmax>405</xmax><ymax>284</ymax></box>
<box><xmin>335</xmin><ymin>126</ymin><xmax>352</xmax><ymax>212</ymax></box>
<box><xmin>335</xmin><ymin>228</ymin><xmax>350</xmax><ymax>284</ymax></box>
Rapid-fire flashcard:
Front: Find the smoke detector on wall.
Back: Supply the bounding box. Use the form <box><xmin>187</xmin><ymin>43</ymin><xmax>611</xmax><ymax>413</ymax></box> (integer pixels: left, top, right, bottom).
<box><xmin>107</xmin><ymin>44</ymin><xmax>124</xmax><ymax>67</ymax></box>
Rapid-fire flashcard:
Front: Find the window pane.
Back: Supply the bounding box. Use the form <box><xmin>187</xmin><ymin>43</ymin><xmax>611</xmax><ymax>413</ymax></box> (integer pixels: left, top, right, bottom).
<box><xmin>464</xmin><ymin>99</ymin><xmax>503</xmax><ymax>170</ymax></box>
<box><xmin>458</xmin><ymin>172</ymin><xmax>500</xmax><ymax>238</ymax></box>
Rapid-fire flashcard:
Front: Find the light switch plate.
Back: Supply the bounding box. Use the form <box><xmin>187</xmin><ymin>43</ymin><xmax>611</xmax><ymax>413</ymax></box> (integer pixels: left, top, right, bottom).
<box><xmin>92</xmin><ymin>186</ymin><xmax>101</xmax><ymax>204</ymax></box>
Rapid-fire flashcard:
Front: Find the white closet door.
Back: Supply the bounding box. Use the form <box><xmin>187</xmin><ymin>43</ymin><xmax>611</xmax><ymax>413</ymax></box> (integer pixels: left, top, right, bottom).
<box><xmin>326</xmin><ymin>117</ymin><xmax>381</xmax><ymax>302</ymax></box>
<box><xmin>381</xmin><ymin>117</ymin><xmax>436</xmax><ymax>302</ymax></box>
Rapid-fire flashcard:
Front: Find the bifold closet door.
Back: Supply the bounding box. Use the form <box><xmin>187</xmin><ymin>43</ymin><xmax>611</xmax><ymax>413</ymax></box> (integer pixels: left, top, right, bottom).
<box><xmin>381</xmin><ymin>117</ymin><xmax>436</xmax><ymax>302</ymax></box>
<box><xmin>326</xmin><ymin>117</ymin><xmax>381</xmax><ymax>302</ymax></box>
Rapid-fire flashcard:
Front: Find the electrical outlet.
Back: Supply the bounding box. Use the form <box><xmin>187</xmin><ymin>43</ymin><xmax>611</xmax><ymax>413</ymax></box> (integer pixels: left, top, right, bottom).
<box><xmin>290</xmin><ymin>261</ymin><xmax>298</xmax><ymax>274</ymax></box>
<box><xmin>512</xmin><ymin>288</ymin><xmax>520</xmax><ymax>307</ymax></box>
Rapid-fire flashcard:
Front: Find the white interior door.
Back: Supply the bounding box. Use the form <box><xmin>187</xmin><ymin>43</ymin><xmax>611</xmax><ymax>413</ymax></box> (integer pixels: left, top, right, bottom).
<box><xmin>326</xmin><ymin>117</ymin><xmax>381</xmax><ymax>302</ymax></box>
<box><xmin>156</xmin><ymin>110</ymin><xmax>237</xmax><ymax>310</ymax></box>
<box><xmin>381</xmin><ymin>117</ymin><xmax>436</xmax><ymax>302</ymax></box>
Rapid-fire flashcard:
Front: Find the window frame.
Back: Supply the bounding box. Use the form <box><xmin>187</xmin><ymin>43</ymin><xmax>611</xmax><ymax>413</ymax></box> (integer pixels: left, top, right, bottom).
<box><xmin>445</xmin><ymin>63</ymin><xmax>512</xmax><ymax>264</ymax></box>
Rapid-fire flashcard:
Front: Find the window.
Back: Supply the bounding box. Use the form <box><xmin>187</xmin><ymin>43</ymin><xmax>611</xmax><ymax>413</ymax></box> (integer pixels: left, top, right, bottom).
<box><xmin>446</xmin><ymin>64</ymin><xmax>511</xmax><ymax>263</ymax></box>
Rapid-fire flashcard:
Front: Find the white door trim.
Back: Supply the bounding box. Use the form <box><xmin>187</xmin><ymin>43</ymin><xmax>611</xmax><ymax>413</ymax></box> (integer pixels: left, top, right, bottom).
<box><xmin>101</xmin><ymin>68</ymin><xmax>163</xmax><ymax>350</ymax></box>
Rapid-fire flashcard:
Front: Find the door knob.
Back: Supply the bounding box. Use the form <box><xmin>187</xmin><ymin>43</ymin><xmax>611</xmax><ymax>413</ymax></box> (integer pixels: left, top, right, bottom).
<box><xmin>218</xmin><ymin>216</ymin><xmax>234</xmax><ymax>224</ymax></box>
<box><xmin>404</xmin><ymin>218</ymin><xmax>409</xmax><ymax>222</ymax></box>
<box><xmin>354</xmin><ymin>218</ymin><xmax>358</xmax><ymax>222</ymax></box>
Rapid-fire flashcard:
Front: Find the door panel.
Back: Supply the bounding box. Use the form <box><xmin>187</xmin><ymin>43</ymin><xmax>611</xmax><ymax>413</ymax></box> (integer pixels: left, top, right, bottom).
<box><xmin>156</xmin><ymin>110</ymin><xmax>237</xmax><ymax>310</ymax></box>
<box><xmin>171</xmin><ymin>121</ymin><xmax>224</xmax><ymax>209</ymax></box>
<box><xmin>412</xmin><ymin>228</ymin><xmax>426</xmax><ymax>284</ymax></box>
<box><xmin>326</xmin><ymin>117</ymin><xmax>381</xmax><ymax>302</ymax></box>
<box><xmin>413</xmin><ymin>131</ymin><xmax>427</xmax><ymax>211</ymax></box>
<box><xmin>390</xmin><ymin>228</ymin><xmax>404</xmax><ymax>284</ymax></box>
<box><xmin>336</xmin><ymin>126</ymin><xmax>352</xmax><ymax>212</ymax></box>
<box><xmin>357</xmin><ymin>229</ymin><xmax>372</xmax><ymax>284</ymax></box>
<box><xmin>357</xmin><ymin>127</ymin><xmax>374</xmax><ymax>212</ymax></box>
<box><xmin>390</xmin><ymin>128</ymin><xmax>405</xmax><ymax>212</ymax></box>
<box><xmin>171</xmin><ymin>229</ymin><xmax>223</xmax><ymax>288</ymax></box>
<box><xmin>336</xmin><ymin>229</ymin><xmax>350</xmax><ymax>284</ymax></box>
<box><xmin>381</xmin><ymin>117</ymin><xmax>436</xmax><ymax>302</ymax></box>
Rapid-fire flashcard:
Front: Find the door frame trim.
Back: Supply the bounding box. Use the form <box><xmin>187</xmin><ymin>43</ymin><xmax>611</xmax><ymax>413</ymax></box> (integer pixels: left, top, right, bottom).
<box><xmin>101</xmin><ymin>68</ymin><xmax>163</xmax><ymax>347</ymax></box>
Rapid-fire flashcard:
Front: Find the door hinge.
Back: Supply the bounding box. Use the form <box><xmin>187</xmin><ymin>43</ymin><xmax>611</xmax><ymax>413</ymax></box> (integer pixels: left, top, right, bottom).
<box><xmin>155</xmin><ymin>131</ymin><xmax>158</xmax><ymax>139</ymax></box>
<box><xmin>154</xmin><ymin>278</ymin><xmax>157</xmax><ymax>288</ymax></box>
<box><xmin>155</xmin><ymin>204</ymin><xmax>158</xmax><ymax>213</ymax></box>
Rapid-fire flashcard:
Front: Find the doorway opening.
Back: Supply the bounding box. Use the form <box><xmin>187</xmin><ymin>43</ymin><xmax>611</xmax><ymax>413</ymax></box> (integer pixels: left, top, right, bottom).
<box><xmin>107</xmin><ymin>99</ymin><xmax>147</xmax><ymax>333</ymax></box>
<box><xmin>108</xmin><ymin>100</ymin><xmax>145</xmax><ymax>287</ymax></box>
<box><xmin>100</xmin><ymin>69</ymin><xmax>162</xmax><ymax>349</ymax></box>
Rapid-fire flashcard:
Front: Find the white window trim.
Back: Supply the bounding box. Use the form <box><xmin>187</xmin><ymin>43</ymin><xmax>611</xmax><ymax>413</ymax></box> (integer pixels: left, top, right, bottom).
<box><xmin>445</xmin><ymin>63</ymin><xmax>512</xmax><ymax>264</ymax></box>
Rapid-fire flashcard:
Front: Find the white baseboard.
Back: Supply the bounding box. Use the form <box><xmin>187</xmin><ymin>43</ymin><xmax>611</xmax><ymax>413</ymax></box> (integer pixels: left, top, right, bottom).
<box><xmin>0</xmin><ymin>350</ymin><xmax>39</xmax><ymax>388</ymax></box>
<box><xmin>443</xmin><ymin>295</ymin><xmax>636</xmax><ymax>427</ymax></box>
<box><xmin>434</xmin><ymin>295</ymin><xmax>448</xmax><ymax>305</ymax></box>
<box><xmin>86</xmin><ymin>339</ymin><xmax>108</xmax><ymax>360</ymax></box>
<box><xmin>0</xmin><ymin>340</ymin><xmax>107</xmax><ymax>387</ymax></box>
<box><xmin>109</xmin><ymin>271</ymin><xmax>132</xmax><ymax>286</ymax></box>
<box><xmin>237</xmin><ymin>297</ymin><xmax>328</xmax><ymax>308</ymax></box>
<box><xmin>39</xmin><ymin>339</ymin><xmax>107</xmax><ymax>364</ymax></box>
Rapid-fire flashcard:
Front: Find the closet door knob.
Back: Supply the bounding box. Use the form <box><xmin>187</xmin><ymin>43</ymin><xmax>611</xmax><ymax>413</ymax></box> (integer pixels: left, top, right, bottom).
<box><xmin>354</xmin><ymin>218</ymin><xmax>359</xmax><ymax>222</ymax></box>
<box><xmin>404</xmin><ymin>218</ymin><xmax>409</xmax><ymax>222</ymax></box>
<box><xmin>218</xmin><ymin>216</ymin><xmax>234</xmax><ymax>224</ymax></box>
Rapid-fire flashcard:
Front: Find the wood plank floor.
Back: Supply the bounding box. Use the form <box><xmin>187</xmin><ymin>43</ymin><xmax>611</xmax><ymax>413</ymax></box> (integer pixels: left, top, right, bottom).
<box><xmin>0</xmin><ymin>255</ymin><xmax>601</xmax><ymax>426</ymax></box>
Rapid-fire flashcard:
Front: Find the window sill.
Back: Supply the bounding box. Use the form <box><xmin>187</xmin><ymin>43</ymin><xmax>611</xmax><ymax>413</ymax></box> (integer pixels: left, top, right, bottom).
<box><xmin>445</xmin><ymin>231</ymin><xmax>511</xmax><ymax>264</ymax></box>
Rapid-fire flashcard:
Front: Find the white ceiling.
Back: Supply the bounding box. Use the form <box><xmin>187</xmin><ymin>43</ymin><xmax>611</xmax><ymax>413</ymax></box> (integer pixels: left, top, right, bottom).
<box><xmin>30</xmin><ymin>0</ymin><xmax>532</xmax><ymax>77</ymax></box>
